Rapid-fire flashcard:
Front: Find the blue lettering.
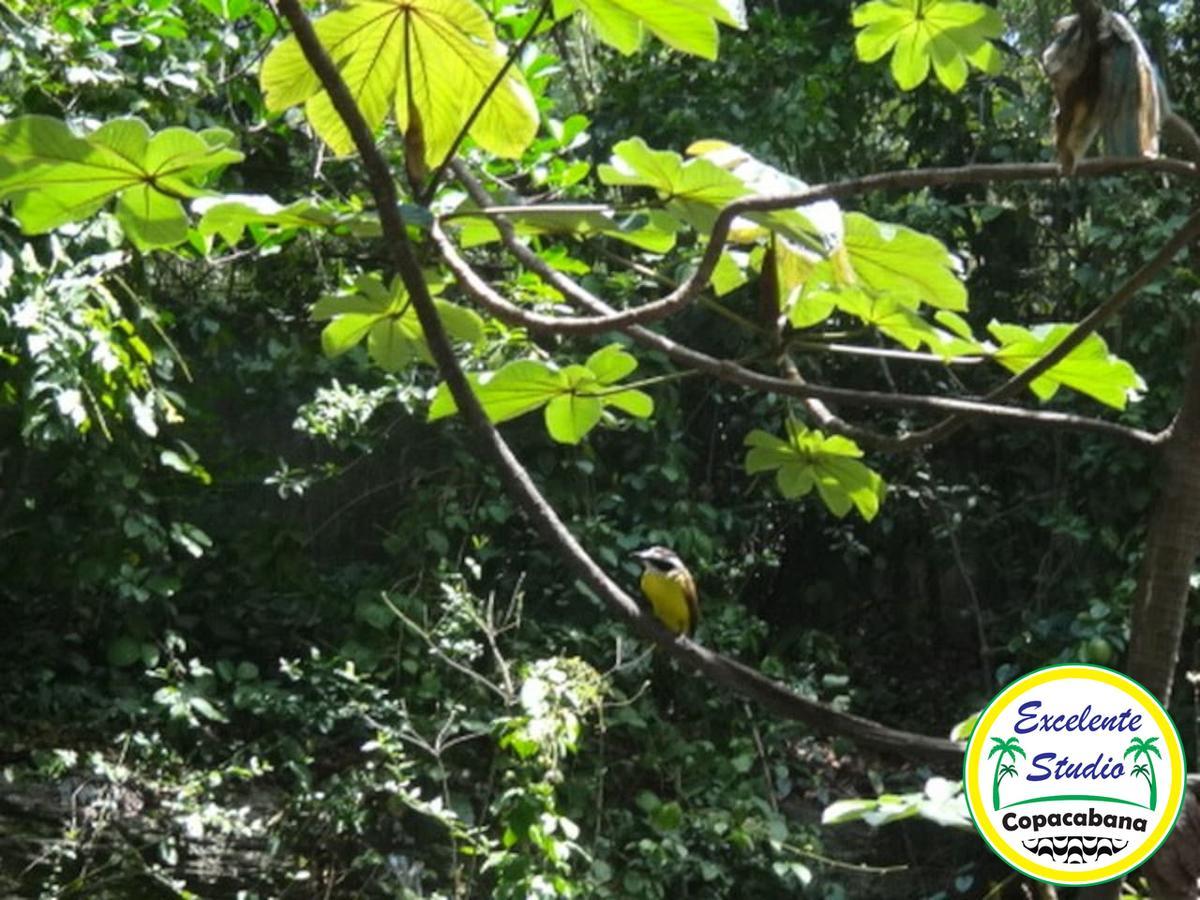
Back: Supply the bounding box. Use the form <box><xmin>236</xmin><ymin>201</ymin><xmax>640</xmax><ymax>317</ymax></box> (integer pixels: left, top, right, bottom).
<box><xmin>1027</xmin><ymin>751</ymin><xmax>1054</xmax><ymax>781</ymax></box>
<box><xmin>1014</xmin><ymin>700</ymin><xmax>1041</xmax><ymax>734</ymax></box>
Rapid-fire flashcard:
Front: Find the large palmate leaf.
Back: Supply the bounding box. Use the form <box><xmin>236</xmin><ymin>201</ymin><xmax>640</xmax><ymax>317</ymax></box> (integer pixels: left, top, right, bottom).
<box><xmin>313</xmin><ymin>273</ymin><xmax>483</xmax><ymax>371</ymax></box>
<box><xmin>835</xmin><ymin>291</ymin><xmax>980</xmax><ymax>357</ymax></box>
<box><xmin>260</xmin><ymin>0</ymin><xmax>538</xmax><ymax>166</ymax></box>
<box><xmin>744</xmin><ymin>423</ymin><xmax>886</xmax><ymax>521</ymax></box>
<box><xmin>0</xmin><ymin>116</ymin><xmax>242</xmax><ymax>249</ymax></box>
<box><xmin>988</xmin><ymin>322</ymin><xmax>1145</xmax><ymax>410</ymax></box>
<box><xmin>553</xmin><ymin>0</ymin><xmax>746</xmax><ymax>60</ymax></box>
<box><xmin>598</xmin><ymin>138</ymin><xmax>836</xmax><ymax>251</ymax></box>
<box><xmin>688</xmin><ymin>139</ymin><xmax>843</xmax><ymax>251</ymax></box>
<box><xmin>429</xmin><ymin>344</ymin><xmax>653</xmax><ymax>444</ymax></box>
<box><xmin>853</xmin><ymin>0</ymin><xmax>1003</xmax><ymax>91</ymax></box>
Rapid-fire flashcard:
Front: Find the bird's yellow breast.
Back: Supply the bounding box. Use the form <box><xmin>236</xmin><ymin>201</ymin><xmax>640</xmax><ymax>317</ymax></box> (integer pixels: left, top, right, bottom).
<box><xmin>640</xmin><ymin>569</ymin><xmax>695</xmax><ymax>636</ymax></box>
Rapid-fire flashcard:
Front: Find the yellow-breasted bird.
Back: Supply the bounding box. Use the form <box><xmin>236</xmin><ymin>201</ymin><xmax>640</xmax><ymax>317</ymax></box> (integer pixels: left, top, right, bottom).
<box><xmin>633</xmin><ymin>546</ymin><xmax>699</xmax><ymax>637</ymax></box>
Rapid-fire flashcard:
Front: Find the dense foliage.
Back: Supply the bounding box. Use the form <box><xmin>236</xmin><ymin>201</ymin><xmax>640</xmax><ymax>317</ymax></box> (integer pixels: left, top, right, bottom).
<box><xmin>1</xmin><ymin>0</ymin><xmax>1198</xmax><ymax>897</ymax></box>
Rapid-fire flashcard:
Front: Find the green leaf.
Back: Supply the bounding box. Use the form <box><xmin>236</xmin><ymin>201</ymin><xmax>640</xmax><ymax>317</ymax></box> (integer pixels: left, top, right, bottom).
<box><xmin>106</xmin><ymin>636</ymin><xmax>143</xmax><ymax>668</ymax></box>
<box><xmin>988</xmin><ymin>322</ymin><xmax>1145</xmax><ymax>410</ymax></box>
<box><xmin>429</xmin><ymin>345</ymin><xmax>653</xmax><ymax>443</ymax></box>
<box><xmin>852</xmin><ymin>0</ymin><xmax>1003</xmax><ymax>92</ymax></box>
<box><xmin>689</xmin><ymin>140</ymin><xmax>843</xmax><ymax>250</ymax></box>
<box><xmin>0</xmin><ymin>116</ymin><xmax>242</xmax><ymax>249</ymax></box>
<box><xmin>599</xmin><ymin>138</ymin><xmax>842</xmax><ymax>254</ymax></box>
<box><xmin>260</xmin><ymin>0</ymin><xmax>538</xmax><ymax>165</ymax></box>
<box><xmin>950</xmin><ymin>712</ymin><xmax>979</xmax><ymax>742</ymax></box>
<box><xmin>193</xmin><ymin>193</ymin><xmax>358</xmax><ymax>245</ymax></box>
<box><xmin>599</xmin><ymin>137</ymin><xmax>751</xmax><ymax>235</ymax></box>
<box><xmin>454</xmin><ymin>205</ymin><xmax>678</xmax><ymax>254</ymax></box>
<box><xmin>604</xmin><ymin>389</ymin><xmax>653</xmax><ymax>417</ymax></box>
<box><xmin>314</xmin><ymin>274</ymin><xmax>483</xmax><ymax>371</ymax></box>
<box><xmin>710</xmin><ymin>250</ymin><xmax>748</xmax><ymax>296</ymax></box>
<box><xmin>585</xmin><ymin>344</ymin><xmax>637</xmax><ymax>384</ymax></box>
<box><xmin>835</xmin><ymin>290</ymin><xmax>978</xmax><ymax>357</ymax></box>
<box><xmin>545</xmin><ymin>392</ymin><xmax>604</xmax><ymax>444</ymax></box>
<box><xmin>744</xmin><ymin>423</ymin><xmax>886</xmax><ymax>520</ymax></box>
<box><xmin>429</xmin><ymin>359</ymin><xmax>568</xmax><ymax>423</ymax></box>
<box><xmin>649</xmin><ymin>800</ymin><xmax>683</xmax><ymax>831</ymax></box>
<box><xmin>842</xmin><ymin>212</ymin><xmax>967</xmax><ymax>311</ymax></box>
<box><xmin>821</xmin><ymin>798</ymin><xmax>883</xmax><ymax>825</ymax></box>
<box><xmin>553</xmin><ymin>0</ymin><xmax>746</xmax><ymax>60</ymax></box>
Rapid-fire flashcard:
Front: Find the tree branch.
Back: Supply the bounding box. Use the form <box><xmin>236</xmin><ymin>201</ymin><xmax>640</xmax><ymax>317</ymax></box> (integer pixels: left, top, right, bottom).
<box><xmin>440</xmin><ymin>164</ymin><xmax>1162</xmax><ymax>450</ymax></box>
<box><xmin>440</xmin><ymin>157</ymin><xmax>1197</xmax><ymax>334</ymax></box>
<box><xmin>271</xmin><ymin>0</ymin><xmax>965</xmax><ymax>767</ymax></box>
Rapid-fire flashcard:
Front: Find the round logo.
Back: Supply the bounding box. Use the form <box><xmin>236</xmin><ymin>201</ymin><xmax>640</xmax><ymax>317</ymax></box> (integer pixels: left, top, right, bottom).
<box><xmin>964</xmin><ymin>664</ymin><xmax>1186</xmax><ymax>886</ymax></box>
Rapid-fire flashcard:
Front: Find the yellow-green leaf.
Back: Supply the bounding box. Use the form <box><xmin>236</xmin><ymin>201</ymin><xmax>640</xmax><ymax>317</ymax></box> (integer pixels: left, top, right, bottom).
<box><xmin>744</xmin><ymin>424</ymin><xmax>885</xmax><ymax>521</ymax></box>
<box><xmin>988</xmin><ymin>322</ymin><xmax>1145</xmax><ymax>410</ymax></box>
<box><xmin>429</xmin><ymin>346</ymin><xmax>652</xmax><ymax>442</ymax></box>
<box><xmin>315</xmin><ymin>274</ymin><xmax>482</xmax><ymax>371</ymax></box>
<box><xmin>0</xmin><ymin>116</ymin><xmax>242</xmax><ymax>249</ymax></box>
<box><xmin>261</xmin><ymin>0</ymin><xmax>538</xmax><ymax>166</ymax></box>
<box><xmin>843</xmin><ymin>212</ymin><xmax>966</xmax><ymax>311</ymax></box>
<box><xmin>851</xmin><ymin>0</ymin><xmax>1003</xmax><ymax>92</ymax></box>
<box><xmin>555</xmin><ymin>0</ymin><xmax>746</xmax><ymax>60</ymax></box>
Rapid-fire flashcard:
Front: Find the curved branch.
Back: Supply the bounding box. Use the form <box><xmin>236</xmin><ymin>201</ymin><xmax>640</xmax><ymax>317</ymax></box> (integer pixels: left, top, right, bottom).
<box><xmin>272</xmin><ymin>0</ymin><xmax>965</xmax><ymax>767</ymax></box>
<box><xmin>441</xmin><ymin>165</ymin><xmax>1162</xmax><ymax>450</ymax></box>
<box><xmin>440</xmin><ymin>157</ymin><xmax>1197</xmax><ymax>335</ymax></box>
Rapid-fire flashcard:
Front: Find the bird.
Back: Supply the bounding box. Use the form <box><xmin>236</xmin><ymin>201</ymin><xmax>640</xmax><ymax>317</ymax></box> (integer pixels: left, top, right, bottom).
<box><xmin>633</xmin><ymin>546</ymin><xmax>699</xmax><ymax>637</ymax></box>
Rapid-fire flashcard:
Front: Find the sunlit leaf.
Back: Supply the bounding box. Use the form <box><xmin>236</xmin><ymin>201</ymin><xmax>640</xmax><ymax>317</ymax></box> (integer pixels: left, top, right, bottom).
<box><xmin>843</xmin><ymin>212</ymin><xmax>966</xmax><ymax>311</ymax></box>
<box><xmin>852</xmin><ymin>0</ymin><xmax>1003</xmax><ymax>91</ymax></box>
<box><xmin>314</xmin><ymin>273</ymin><xmax>482</xmax><ymax>371</ymax></box>
<box><xmin>599</xmin><ymin>138</ymin><xmax>840</xmax><ymax>254</ymax></box>
<box><xmin>989</xmin><ymin>322</ymin><xmax>1145</xmax><ymax>409</ymax></box>
<box><xmin>260</xmin><ymin>0</ymin><xmax>538</xmax><ymax>166</ymax></box>
<box><xmin>688</xmin><ymin>139</ymin><xmax>843</xmax><ymax>250</ymax></box>
<box><xmin>552</xmin><ymin>0</ymin><xmax>746</xmax><ymax>60</ymax></box>
<box><xmin>0</xmin><ymin>116</ymin><xmax>242</xmax><ymax>249</ymax></box>
<box><xmin>744</xmin><ymin>423</ymin><xmax>885</xmax><ymax>520</ymax></box>
<box><xmin>429</xmin><ymin>343</ymin><xmax>652</xmax><ymax>443</ymax></box>
<box><xmin>710</xmin><ymin>250</ymin><xmax>748</xmax><ymax>296</ymax></box>
<box><xmin>835</xmin><ymin>291</ymin><xmax>979</xmax><ymax>357</ymax></box>
<box><xmin>193</xmin><ymin>193</ymin><xmax>370</xmax><ymax>245</ymax></box>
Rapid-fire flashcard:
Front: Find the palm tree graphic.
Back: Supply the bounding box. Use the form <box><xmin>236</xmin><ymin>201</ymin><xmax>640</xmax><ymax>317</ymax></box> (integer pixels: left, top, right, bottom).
<box><xmin>988</xmin><ymin>736</ymin><xmax>1025</xmax><ymax>809</ymax></box>
<box><xmin>1125</xmin><ymin>736</ymin><xmax>1161</xmax><ymax>810</ymax></box>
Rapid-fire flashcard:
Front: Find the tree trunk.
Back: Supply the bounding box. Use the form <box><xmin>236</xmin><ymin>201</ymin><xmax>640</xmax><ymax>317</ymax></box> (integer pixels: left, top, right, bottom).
<box><xmin>1079</xmin><ymin>330</ymin><xmax>1200</xmax><ymax>900</ymax></box>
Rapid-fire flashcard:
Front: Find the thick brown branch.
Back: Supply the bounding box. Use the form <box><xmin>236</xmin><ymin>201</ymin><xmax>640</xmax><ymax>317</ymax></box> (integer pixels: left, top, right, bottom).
<box><xmin>272</xmin><ymin>0</ymin><xmax>964</xmax><ymax>767</ymax></box>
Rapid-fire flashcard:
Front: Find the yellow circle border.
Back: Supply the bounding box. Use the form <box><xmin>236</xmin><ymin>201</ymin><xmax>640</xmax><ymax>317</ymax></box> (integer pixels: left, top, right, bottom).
<box><xmin>963</xmin><ymin>664</ymin><xmax>1186</xmax><ymax>887</ymax></box>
